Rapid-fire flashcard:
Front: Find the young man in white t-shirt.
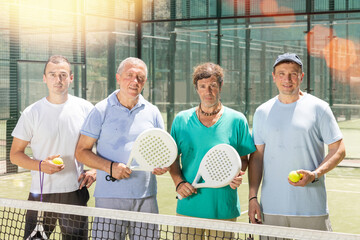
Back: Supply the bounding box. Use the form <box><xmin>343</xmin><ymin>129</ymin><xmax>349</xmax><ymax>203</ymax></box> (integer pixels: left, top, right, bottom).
<box><xmin>10</xmin><ymin>55</ymin><xmax>96</xmax><ymax>239</ymax></box>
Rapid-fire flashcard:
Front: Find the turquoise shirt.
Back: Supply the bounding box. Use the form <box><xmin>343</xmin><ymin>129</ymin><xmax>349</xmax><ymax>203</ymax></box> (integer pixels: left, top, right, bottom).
<box><xmin>171</xmin><ymin>106</ymin><xmax>256</xmax><ymax>219</ymax></box>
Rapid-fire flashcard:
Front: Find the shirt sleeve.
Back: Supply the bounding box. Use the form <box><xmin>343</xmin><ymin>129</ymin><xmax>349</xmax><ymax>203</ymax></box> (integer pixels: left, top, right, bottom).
<box><xmin>318</xmin><ymin>105</ymin><xmax>343</xmax><ymax>145</ymax></box>
<box><xmin>12</xmin><ymin>111</ymin><xmax>33</xmax><ymax>142</ymax></box>
<box><xmin>170</xmin><ymin>115</ymin><xmax>181</xmax><ymax>156</ymax></box>
<box><xmin>80</xmin><ymin>107</ymin><xmax>103</xmax><ymax>139</ymax></box>
<box><xmin>154</xmin><ymin>106</ymin><xmax>165</xmax><ymax>130</ymax></box>
<box><xmin>237</xmin><ymin>116</ymin><xmax>256</xmax><ymax>156</ymax></box>
<box><xmin>252</xmin><ymin>109</ymin><xmax>265</xmax><ymax>146</ymax></box>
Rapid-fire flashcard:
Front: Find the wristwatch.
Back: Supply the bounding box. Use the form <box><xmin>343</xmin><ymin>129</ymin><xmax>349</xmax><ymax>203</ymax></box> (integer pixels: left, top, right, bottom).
<box><xmin>312</xmin><ymin>171</ymin><xmax>319</xmax><ymax>183</ymax></box>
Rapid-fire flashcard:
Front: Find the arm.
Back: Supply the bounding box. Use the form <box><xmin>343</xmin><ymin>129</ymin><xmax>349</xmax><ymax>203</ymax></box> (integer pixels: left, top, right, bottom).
<box><xmin>75</xmin><ymin>134</ymin><xmax>131</xmax><ymax>180</ymax></box>
<box><xmin>10</xmin><ymin>137</ymin><xmax>64</xmax><ymax>174</ymax></box>
<box><xmin>248</xmin><ymin>144</ymin><xmax>265</xmax><ymax>224</ymax></box>
<box><xmin>290</xmin><ymin>139</ymin><xmax>346</xmax><ymax>187</ymax></box>
<box><xmin>169</xmin><ymin>156</ymin><xmax>196</xmax><ymax>199</ymax></box>
<box><xmin>241</xmin><ymin>155</ymin><xmax>249</xmax><ymax>172</ymax></box>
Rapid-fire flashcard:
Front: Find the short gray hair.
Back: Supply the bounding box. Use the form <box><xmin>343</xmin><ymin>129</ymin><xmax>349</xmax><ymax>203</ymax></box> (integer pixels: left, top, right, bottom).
<box><xmin>117</xmin><ymin>57</ymin><xmax>148</xmax><ymax>78</ymax></box>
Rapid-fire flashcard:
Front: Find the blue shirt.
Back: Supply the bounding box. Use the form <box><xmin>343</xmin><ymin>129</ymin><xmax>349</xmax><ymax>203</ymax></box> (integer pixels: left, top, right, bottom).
<box><xmin>81</xmin><ymin>90</ymin><xmax>164</xmax><ymax>199</ymax></box>
<box><xmin>171</xmin><ymin>107</ymin><xmax>256</xmax><ymax>219</ymax></box>
<box><xmin>253</xmin><ymin>93</ymin><xmax>343</xmax><ymax>216</ymax></box>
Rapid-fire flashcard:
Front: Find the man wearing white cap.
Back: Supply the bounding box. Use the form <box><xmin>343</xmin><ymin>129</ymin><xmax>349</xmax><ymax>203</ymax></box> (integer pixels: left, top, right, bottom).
<box><xmin>248</xmin><ymin>53</ymin><xmax>345</xmax><ymax>234</ymax></box>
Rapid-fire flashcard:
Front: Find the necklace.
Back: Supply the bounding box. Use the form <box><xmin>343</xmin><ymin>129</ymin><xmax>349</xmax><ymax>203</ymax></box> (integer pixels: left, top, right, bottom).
<box><xmin>198</xmin><ymin>103</ymin><xmax>222</xmax><ymax>116</ymax></box>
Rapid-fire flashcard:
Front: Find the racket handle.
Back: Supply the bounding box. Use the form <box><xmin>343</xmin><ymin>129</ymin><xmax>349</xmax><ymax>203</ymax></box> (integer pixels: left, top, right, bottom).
<box><xmin>177</xmin><ymin>193</ymin><xmax>183</xmax><ymax>200</ymax></box>
<box><xmin>129</xmin><ymin>166</ymin><xmax>154</xmax><ymax>171</ymax></box>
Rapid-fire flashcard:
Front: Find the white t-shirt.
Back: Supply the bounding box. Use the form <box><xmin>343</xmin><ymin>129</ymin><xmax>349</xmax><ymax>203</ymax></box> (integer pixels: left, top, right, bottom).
<box><xmin>12</xmin><ymin>95</ymin><xmax>94</xmax><ymax>194</ymax></box>
<box><xmin>253</xmin><ymin>93</ymin><xmax>343</xmax><ymax>216</ymax></box>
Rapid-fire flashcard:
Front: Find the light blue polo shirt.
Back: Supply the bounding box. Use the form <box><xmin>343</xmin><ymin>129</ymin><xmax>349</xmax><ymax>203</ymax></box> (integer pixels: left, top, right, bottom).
<box><xmin>80</xmin><ymin>90</ymin><xmax>164</xmax><ymax>199</ymax></box>
<box><xmin>253</xmin><ymin>93</ymin><xmax>343</xmax><ymax>216</ymax></box>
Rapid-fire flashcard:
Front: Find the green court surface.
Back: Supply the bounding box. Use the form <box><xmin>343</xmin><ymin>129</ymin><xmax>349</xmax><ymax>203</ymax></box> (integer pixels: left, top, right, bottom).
<box><xmin>1</xmin><ymin>167</ymin><xmax>359</xmax><ymax>235</ymax></box>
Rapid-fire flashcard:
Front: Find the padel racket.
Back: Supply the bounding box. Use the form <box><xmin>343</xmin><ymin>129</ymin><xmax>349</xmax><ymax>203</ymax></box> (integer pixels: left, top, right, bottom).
<box><xmin>126</xmin><ymin>128</ymin><xmax>178</xmax><ymax>171</ymax></box>
<box><xmin>26</xmin><ymin>210</ymin><xmax>48</xmax><ymax>240</ymax></box>
<box><xmin>27</xmin><ymin>161</ymin><xmax>48</xmax><ymax>239</ymax></box>
<box><xmin>178</xmin><ymin>144</ymin><xmax>241</xmax><ymax>200</ymax></box>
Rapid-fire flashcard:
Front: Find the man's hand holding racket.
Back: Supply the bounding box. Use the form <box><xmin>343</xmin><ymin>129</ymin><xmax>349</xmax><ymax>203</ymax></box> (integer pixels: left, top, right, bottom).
<box><xmin>177</xmin><ymin>171</ymin><xmax>244</xmax><ymax>199</ymax></box>
<box><xmin>109</xmin><ymin>162</ymin><xmax>132</xmax><ymax>180</ymax></box>
<box><xmin>152</xmin><ymin>167</ymin><xmax>170</xmax><ymax>175</ymax></box>
<box><xmin>176</xmin><ymin>181</ymin><xmax>197</xmax><ymax>199</ymax></box>
<box><xmin>105</xmin><ymin>129</ymin><xmax>176</xmax><ymax>182</ymax></box>
<box><xmin>229</xmin><ymin>171</ymin><xmax>245</xmax><ymax>189</ymax></box>
<box><xmin>176</xmin><ymin>144</ymin><xmax>242</xmax><ymax>200</ymax></box>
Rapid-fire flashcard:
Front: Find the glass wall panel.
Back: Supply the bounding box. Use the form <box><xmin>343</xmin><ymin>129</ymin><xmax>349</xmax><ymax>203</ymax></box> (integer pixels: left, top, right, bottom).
<box><xmin>86</xmin><ymin>16</ymin><xmax>136</xmax><ymax>104</ymax></box>
<box><xmin>142</xmin><ymin>20</ymin><xmax>218</xmax><ymax>129</ymax></box>
<box><xmin>1</xmin><ymin>0</ymin><xmax>360</xmax><ymax>171</ymax></box>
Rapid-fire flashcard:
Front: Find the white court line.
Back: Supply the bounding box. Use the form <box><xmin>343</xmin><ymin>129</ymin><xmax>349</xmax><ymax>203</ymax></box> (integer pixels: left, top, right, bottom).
<box><xmin>241</xmin><ymin>210</ymin><xmax>248</xmax><ymax>215</ymax></box>
<box><xmin>327</xmin><ymin>189</ymin><xmax>360</xmax><ymax>194</ymax></box>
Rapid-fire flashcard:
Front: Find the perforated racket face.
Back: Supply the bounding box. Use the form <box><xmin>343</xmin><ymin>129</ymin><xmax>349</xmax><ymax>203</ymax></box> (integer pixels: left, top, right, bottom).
<box><xmin>131</xmin><ymin>129</ymin><xmax>178</xmax><ymax>170</ymax></box>
<box><xmin>194</xmin><ymin>144</ymin><xmax>241</xmax><ymax>188</ymax></box>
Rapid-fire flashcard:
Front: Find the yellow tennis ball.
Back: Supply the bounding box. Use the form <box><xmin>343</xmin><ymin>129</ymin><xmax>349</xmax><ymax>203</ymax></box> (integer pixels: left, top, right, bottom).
<box><xmin>288</xmin><ymin>171</ymin><xmax>303</xmax><ymax>183</ymax></box>
<box><xmin>52</xmin><ymin>157</ymin><xmax>63</xmax><ymax>165</ymax></box>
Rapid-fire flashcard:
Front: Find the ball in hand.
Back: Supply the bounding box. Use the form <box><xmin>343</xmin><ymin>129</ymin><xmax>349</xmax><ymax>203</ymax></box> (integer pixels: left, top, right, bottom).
<box><xmin>52</xmin><ymin>157</ymin><xmax>63</xmax><ymax>165</ymax></box>
<box><xmin>288</xmin><ymin>171</ymin><xmax>303</xmax><ymax>183</ymax></box>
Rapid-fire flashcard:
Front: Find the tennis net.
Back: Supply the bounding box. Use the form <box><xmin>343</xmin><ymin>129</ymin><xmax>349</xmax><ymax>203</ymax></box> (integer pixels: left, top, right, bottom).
<box><xmin>1</xmin><ymin>198</ymin><xmax>360</xmax><ymax>240</ymax></box>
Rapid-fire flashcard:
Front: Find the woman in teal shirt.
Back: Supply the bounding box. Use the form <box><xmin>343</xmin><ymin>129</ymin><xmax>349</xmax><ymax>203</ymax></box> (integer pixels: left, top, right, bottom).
<box><xmin>169</xmin><ymin>62</ymin><xmax>256</xmax><ymax>239</ymax></box>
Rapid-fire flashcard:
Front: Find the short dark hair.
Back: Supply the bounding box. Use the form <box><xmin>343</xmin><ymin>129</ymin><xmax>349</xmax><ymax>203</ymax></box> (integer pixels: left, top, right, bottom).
<box><xmin>44</xmin><ymin>55</ymin><xmax>72</xmax><ymax>75</ymax></box>
<box><xmin>192</xmin><ymin>62</ymin><xmax>224</xmax><ymax>88</ymax></box>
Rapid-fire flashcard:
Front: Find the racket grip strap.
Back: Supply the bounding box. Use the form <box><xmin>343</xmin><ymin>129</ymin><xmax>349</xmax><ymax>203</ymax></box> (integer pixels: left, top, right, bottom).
<box><xmin>105</xmin><ymin>161</ymin><xmax>117</xmax><ymax>182</ymax></box>
<box><xmin>175</xmin><ymin>180</ymin><xmax>187</xmax><ymax>191</ymax></box>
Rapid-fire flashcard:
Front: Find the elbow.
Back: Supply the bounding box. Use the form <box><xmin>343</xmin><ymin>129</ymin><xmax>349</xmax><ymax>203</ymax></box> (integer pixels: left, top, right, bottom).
<box><xmin>340</xmin><ymin>141</ymin><xmax>346</xmax><ymax>160</ymax></box>
<box><xmin>9</xmin><ymin>147</ymin><xmax>18</xmax><ymax>165</ymax></box>
<box><xmin>340</xmin><ymin>148</ymin><xmax>346</xmax><ymax>162</ymax></box>
<box><xmin>241</xmin><ymin>158</ymin><xmax>249</xmax><ymax>172</ymax></box>
<box><xmin>9</xmin><ymin>153</ymin><xmax>16</xmax><ymax>165</ymax></box>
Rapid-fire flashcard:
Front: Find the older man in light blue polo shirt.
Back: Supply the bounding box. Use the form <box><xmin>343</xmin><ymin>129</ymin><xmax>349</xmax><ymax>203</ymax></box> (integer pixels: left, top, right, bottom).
<box><xmin>75</xmin><ymin>57</ymin><xmax>168</xmax><ymax>240</ymax></box>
